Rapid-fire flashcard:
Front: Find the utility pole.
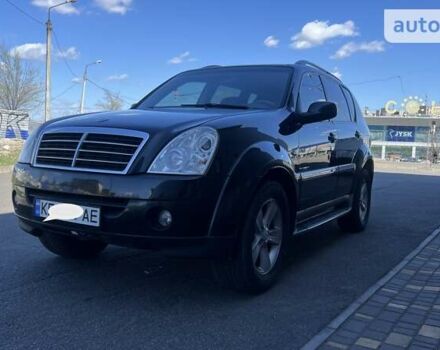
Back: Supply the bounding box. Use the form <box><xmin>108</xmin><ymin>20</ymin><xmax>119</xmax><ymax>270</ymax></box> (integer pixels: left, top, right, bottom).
<box><xmin>79</xmin><ymin>60</ymin><xmax>102</xmax><ymax>114</ymax></box>
<box><xmin>44</xmin><ymin>13</ymin><xmax>52</xmax><ymax>122</ymax></box>
<box><xmin>44</xmin><ymin>0</ymin><xmax>77</xmax><ymax>122</ymax></box>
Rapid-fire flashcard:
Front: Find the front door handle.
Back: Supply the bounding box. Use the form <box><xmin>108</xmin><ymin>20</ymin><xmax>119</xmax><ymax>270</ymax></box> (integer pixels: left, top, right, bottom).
<box><xmin>355</xmin><ymin>130</ymin><xmax>361</xmax><ymax>139</ymax></box>
<box><xmin>328</xmin><ymin>132</ymin><xmax>337</xmax><ymax>143</ymax></box>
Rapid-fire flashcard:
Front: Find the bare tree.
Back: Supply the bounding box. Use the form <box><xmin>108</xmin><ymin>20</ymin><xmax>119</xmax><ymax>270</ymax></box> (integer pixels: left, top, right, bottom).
<box><xmin>0</xmin><ymin>45</ymin><xmax>42</xmax><ymax>111</ymax></box>
<box><xmin>96</xmin><ymin>90</ymin><xmax>124</xmax><ymax>111</ymax></box>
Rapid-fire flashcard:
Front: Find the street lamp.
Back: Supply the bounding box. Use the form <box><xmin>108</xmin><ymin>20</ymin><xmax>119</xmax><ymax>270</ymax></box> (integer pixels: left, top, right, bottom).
<box><xmin>44</xmin><ymin>0</ymin><xmax>77</xmax><ymax>122</ymax></box>
<box><xmin>79</xmin><ymin>60</ymin><xmax>102</xmax><ymax>114</ymax></box>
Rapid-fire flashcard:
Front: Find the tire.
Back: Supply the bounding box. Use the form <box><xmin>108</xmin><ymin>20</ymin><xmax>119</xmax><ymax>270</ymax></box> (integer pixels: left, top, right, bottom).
<box><xmin>212</xmin><ymin>181</ymin><xmax>290</xmax><ymax>293</ymax></box>
<box><xmin>39</xmin><ymin>232</ymin><xmax>107</xmax><ymax>259</ymax></box>
<box><xmin>338</xmin><ymin>168</ymin><xmax>372</xmax><ymax>233</ymax></box>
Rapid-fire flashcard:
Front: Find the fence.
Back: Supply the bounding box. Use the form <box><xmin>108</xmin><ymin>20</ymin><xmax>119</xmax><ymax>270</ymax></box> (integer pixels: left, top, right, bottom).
<box><xmin>0</xmin><ymin>109</ymin><xmax>29</xmax><ymax>140</ymax></box>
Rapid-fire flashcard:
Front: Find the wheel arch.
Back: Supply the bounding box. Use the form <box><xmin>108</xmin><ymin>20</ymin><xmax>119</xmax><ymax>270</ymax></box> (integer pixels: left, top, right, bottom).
<box><xmin>353</xmin><ymin>143</ymin><xmax>374</xmax><ymax>179</ymax></box>
<box><xmin>363</xmin><ymin>157</ymin><xmax>374</xmax><ymax>181</ymax></box>
<box><xmin>256</xmin><ymin>166</ymin><xmax>298</xmax><ymax>234</ymax></box>
<box><xmin>207</xmin><ymin>141</ymin><xmax>298</xmax><ymax>238</ymax></box>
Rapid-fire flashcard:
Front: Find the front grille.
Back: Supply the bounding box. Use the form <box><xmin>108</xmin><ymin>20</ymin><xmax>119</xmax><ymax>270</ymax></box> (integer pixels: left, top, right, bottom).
<box><xmin>34</xmin><ymin>128</ymin><xmax>148</xmax><ymax>174</ymax></box>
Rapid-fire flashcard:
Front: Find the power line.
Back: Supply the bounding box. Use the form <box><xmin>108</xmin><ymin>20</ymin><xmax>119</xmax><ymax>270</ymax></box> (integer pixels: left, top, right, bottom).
<box><xmin>32</xmin><ymin>83</ymin><xmax>79</xmax><ymax>112</ymax></box>
<box><xmin>53</xmin><ymin>83</ymin><xmax>78</xmax><ymax>100</ymax></box>
<box><xmin>87</xmin><ymin>79</ymin><xmax>137</xmax><ymax>104</ymax></box>
<box><xmin>52</xmin><ymin>29</ymin><xmax>79</xmax><ymax>78</ymax></box>
<box><xmin>349</xmin><ymin>75</ymin><xmax>400</xmax><ymax>86</ymax></box>
<box><xmin>4</xmin><ymin>0</ymin><xmax>44</xmax><ymax>25</ymax></box>
<box><xmin>348</xmin><ymin>75</ymin><xmax>405</xmax><ymax>94</ymax></box>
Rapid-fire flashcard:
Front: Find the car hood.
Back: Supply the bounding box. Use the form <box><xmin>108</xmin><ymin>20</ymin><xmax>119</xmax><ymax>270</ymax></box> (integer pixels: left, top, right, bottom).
<box><xmin>45</xmin><ymin>108</ymin><xmax>258</xmax><ymax>134</ymax></box>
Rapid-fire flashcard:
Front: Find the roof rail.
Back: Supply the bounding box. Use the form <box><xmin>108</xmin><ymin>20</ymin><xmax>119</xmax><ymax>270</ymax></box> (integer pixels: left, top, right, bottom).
<box><xmin>295</xmin><ymin>60</ymin><xmax>340</xmax><ymax>80</ymax></box>
<box><xmin>202</xmin><ymin>65</ymin><xmax>222</xmax><ymax>69</ymax></box>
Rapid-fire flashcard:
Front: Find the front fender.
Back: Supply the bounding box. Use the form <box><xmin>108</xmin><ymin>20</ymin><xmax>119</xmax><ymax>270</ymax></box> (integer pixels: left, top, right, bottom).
<box><xmin>208</xmin><ymin>141</ymin><xmax>297</xmax><ymax>237</ymax></box>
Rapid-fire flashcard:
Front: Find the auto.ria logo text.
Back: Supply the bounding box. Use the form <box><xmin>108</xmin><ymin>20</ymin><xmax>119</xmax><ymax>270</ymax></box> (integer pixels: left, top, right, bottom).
<box><xmin>385</xmin><ymin>9</ymin><xmax>440</xmax><ymax>43</ymax></box>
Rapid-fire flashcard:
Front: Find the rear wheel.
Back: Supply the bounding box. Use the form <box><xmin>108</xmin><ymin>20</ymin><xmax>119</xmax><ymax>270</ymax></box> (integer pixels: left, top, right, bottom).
<box><xmin>338</xmin><ymin>169</ymin><xmax>371</xmax><ymax>233</ymax></box>
<box><xmin>212</xmin><ymin>181</ymin><xmax>289</xmax><ymax>293</ymax></box>
<box><xmin>39</xmin><ymin>232</ymin><xmax>107</xmax><ymax>259</ymax></box>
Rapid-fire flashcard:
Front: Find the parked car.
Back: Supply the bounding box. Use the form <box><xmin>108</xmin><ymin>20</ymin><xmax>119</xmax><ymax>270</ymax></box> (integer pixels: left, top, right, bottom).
<box><xmin>12</xmin><ymin>61</ymin><xmax>373</xmax><ymax>293</ymax></box>
<box><xmin>400</xmin><ymin>157</ymin><xmax>417</xmax><ymax>163</ymax></box>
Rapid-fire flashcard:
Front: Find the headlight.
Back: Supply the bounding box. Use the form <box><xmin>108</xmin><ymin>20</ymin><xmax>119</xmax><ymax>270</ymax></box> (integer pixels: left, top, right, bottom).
<box><xmin>17</xmin><ymin>126</ymin><xmax>42</xmax><ymax>164</ymax></box>
<box><xmin>148</xmin><ymin>126</ymin><xmax>218</xmax><ymax>175</ymax></box>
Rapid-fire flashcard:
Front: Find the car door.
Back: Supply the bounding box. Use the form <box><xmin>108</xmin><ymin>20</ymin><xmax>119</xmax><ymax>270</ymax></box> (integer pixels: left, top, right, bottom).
<box><xmin>321</xmin><ymin>76</ymin><xmax>359</xmax><ymax>197</ymax></box>
<box><xmin>295</xmin><ymin>72</ymin><xmax>338</xmax><ymax>210</ymax></box>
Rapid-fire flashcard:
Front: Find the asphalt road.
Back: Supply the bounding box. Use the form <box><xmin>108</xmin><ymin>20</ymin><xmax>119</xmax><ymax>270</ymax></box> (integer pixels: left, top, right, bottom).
<box><xmin>1</xmin><ymin>171</ymin><xmax>440</xmax><ymax>350</ymax></box>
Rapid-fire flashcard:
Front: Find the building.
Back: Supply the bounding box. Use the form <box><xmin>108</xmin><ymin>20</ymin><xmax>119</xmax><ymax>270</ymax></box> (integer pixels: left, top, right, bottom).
<box><xmin>364</xmin><ymin>97</ymin><xmax>440</xmax><ymax>161</ymax></box>
<box><xmin>366</xmin><ymin>115</ymin><xmax>438</xmax><ymax>160</ymax></box>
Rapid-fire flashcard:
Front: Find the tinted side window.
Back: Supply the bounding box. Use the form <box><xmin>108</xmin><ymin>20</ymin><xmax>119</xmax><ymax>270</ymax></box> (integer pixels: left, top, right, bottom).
<box><xmin>297</xmin><ymin>73</ymin><xmax>326</xmax><ymax>113</ymax></box>
<box><xmin>341</xmin><ymin>86</ymin><xmax>355</xmax><ymax>121</ymax></box>
<box><xmin>353</xmin><ymin>95</ymin><xmax>364</xmax><ymax>121</ymax></box>
<box><xmin>321</xmin><ymin>76</ymin><xmax>351</xmax><ymax>122</ymax></box>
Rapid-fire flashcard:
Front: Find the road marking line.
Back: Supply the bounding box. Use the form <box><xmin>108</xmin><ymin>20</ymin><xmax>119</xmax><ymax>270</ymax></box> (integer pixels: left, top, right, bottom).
<box><xmin>300</xmin><ymin>225</ymin><xmax>440</xmax><ymax>350</ymax></box>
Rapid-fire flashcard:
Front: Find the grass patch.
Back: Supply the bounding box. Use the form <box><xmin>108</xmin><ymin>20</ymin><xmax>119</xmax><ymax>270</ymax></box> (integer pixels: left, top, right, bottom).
<box><xmin>0</xmin><ymin>149</ymin><xmax>21</xmax><ymax>166</ymax></box>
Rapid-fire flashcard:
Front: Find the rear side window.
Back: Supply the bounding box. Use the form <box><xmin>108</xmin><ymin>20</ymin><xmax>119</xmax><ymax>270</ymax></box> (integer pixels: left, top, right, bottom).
<box><xmin>341</xmin><ymin>86</ymin><xmax>355</xmax><ymax>121</ymax></box>
<box><xmin>297</xmin><ymin>73</ymin><xmax>326</xmax><ymax>113</ymax></box>
<box><xmin>321</xmin><ymin>76</ymin><xmax>351</xmax><ymax>122</ymax></box>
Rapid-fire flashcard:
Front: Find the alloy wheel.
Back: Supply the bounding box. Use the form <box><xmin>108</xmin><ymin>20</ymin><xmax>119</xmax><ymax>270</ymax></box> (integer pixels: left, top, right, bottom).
<box><xmin>359</xmin><ymin>182</ymin><xmax>369</xmax><ymax>222</ymax></box>
<box><xmin>252</xmin><ymin>198</ymin><xmax>283</xmax><ymax>275</ymax></box>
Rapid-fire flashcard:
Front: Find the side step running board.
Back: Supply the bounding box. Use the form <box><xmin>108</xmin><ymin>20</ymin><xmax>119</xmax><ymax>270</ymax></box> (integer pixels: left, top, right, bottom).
<box><xmin>294</xmin><ymin>207</ymin><xmax>351</xmax><ymax>235</ymax></box>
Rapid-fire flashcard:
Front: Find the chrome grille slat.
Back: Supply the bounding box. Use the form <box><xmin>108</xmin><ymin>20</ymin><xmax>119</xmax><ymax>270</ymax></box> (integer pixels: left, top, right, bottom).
<box><xmin>81</xmin><ymin>140</ymin><xmax>138</xmax><ymax>147</ymax></box>
<box><xmin>76</xmin><ymin>149</ymin><xmax>133</xmax><ymax>156</ymax></box>
<box><xmin>40</xmin><ymin>139</ymin><xmax>82</xmax><ymax>143</ymax></box>
<box><xmin>33</xmin><ymin>128</ymin><xmax>148</xmax><ymax>174</ymax></box>
<box><xmin>38</xmin><ymin>147</ymin><xmax>78</xmax><ymax>151</ymax></box>
<box><xmin>75</xmin><ymin>158</ymin><xmax>128</xmax><ymax>164</ymax></box>
<box><xmin>37</xmin><ymin>156</ymin><xmax>74</xmax><ymax>160</ymax></box>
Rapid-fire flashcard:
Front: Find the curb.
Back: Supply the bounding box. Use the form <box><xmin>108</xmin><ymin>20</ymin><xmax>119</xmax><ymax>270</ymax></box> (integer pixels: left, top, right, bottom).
<box><xmin>301</xmin><ymin>225</ymin><xmax>440</xmax><ymax>350</ymax></box>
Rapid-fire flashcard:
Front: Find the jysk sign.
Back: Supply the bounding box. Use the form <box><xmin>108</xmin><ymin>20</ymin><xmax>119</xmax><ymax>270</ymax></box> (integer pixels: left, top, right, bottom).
<box><xmin>386</xmin><ymin>126</ymin><xmax>415</xmax><ymax>142</ymax></box>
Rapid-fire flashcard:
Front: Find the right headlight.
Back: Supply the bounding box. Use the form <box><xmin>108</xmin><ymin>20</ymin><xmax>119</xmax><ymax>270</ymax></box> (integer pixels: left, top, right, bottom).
<box><xmin>148</xmin><ymin>126</ymin><xmax>219</xmax><ymax>175</ymax></box>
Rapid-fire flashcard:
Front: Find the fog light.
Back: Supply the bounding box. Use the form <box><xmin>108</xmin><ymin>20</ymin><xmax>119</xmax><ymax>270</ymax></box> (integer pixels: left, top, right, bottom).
<box><xmin>158</xmin><ymin>210</ymin><xmax>172</xmax><ymax>228</ymax></box>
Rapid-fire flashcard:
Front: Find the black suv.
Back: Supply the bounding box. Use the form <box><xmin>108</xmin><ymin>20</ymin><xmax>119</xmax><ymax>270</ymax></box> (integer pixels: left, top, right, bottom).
<box><xmin>12</xmin><ymin>61</ymin><xmax>373</xmax><ymax>293</ymax></box>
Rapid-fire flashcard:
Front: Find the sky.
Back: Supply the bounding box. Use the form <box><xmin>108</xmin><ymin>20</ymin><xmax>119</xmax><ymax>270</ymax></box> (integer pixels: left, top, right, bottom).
<box><xmin>1</xmin><ymin>0</ymin><xmax>439</xmax><ymax>120</ymax></box>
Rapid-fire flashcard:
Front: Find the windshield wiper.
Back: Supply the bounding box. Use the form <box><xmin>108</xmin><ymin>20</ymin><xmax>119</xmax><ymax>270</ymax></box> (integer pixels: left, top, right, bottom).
<box><xmin>179</xmin><ymin>103</ymin><xmax>250</xmax><ymax>110</ymax></box>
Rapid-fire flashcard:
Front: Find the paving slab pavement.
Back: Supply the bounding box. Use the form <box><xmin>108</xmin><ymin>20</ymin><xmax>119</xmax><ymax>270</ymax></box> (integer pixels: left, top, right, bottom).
<box><xmin>305</xmin><ymin>226</ymin><xmax>440</xmax><ymax>350</ymax></box>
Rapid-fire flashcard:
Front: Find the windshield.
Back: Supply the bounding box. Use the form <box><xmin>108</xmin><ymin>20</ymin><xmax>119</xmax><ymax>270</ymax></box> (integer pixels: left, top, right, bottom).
<box><xmin>136</xmin><ymin>66</ymin><xmax>293</xmax><ymax>110</ymax></box>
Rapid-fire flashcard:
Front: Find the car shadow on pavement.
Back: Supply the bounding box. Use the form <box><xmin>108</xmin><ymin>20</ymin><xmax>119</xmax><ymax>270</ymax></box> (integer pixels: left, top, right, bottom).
<box><xmin>1</xmin><ymin>210</ymin><xmax>349</xmax><ymax>299</ymax></box>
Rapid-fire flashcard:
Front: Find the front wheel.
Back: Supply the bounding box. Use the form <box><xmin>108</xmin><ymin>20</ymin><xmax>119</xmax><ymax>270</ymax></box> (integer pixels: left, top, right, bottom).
<box><xmin>212</xmin><ymin>181</ymin><xmax>290</xmax><ymax>293</ymax></box>
<box><xmin>338</xmin><ymin>169</ymin><xmax>372</xmax><ymax>233</ymax></box>
<box><xmin>39</xmin><ymin>232</ymin><xmax>107</xmax><ymax>259</ymax></box>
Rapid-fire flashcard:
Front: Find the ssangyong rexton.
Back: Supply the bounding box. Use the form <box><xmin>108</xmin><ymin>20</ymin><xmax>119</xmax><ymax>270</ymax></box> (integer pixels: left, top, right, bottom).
<box><xmin>12</xmin><ymin>61</ymin><xmax>373</xmax><ymax>293</ymax></box>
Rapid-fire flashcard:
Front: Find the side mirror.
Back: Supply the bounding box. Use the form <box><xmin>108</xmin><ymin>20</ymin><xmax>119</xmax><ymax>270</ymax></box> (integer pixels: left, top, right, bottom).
<box><xmin>297</xmin><ymin>101</ymin><xmax>337</xmax><ymax>124</ymax></box>
<box><xmin>279</xmin><ymin>101</ymin><xmax>337</xmax><ymax>135</ymax></box>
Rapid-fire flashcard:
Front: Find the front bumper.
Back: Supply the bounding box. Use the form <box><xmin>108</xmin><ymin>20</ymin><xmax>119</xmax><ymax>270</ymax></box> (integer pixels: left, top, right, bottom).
<box><xmin>12</xmin><ymin>163</ymin><xmax>235</xmax><ymax>257</ymax></box>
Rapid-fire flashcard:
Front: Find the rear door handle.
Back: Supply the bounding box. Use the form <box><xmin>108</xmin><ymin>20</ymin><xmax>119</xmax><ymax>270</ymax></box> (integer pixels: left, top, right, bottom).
<box><xmin>355</xmin><ymin>130</ymin><xmax>361</xmax><ymax>138</ymax></box>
